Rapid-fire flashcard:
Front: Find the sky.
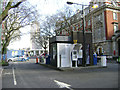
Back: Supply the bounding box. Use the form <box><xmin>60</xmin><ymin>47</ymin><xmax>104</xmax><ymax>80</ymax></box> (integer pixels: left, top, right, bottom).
<box><xmin>8</xmin><ymin>0</ymin><xmax>91</xmax><ymax>50</ymax></box>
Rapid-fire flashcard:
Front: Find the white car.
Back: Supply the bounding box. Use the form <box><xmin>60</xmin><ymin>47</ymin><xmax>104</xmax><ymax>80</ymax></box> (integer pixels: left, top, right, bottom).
<box><xmin>7</xmin><ymin>55</ymin><xmax>24</xmax><ymax>62</ymax></box>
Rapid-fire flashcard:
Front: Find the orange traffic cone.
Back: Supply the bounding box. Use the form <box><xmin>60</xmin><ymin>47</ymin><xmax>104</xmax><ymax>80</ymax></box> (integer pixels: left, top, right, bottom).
<box><xmin>36</xmin><ymin>57</ymin><xmax>38</xmax><ymax>64</ymax></box>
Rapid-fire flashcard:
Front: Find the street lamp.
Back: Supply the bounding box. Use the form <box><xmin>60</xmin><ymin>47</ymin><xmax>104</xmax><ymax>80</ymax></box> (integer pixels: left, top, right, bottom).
<box><xmin>67</xmin><ymin>1</ymin><xmax>98</xmax><ymax>67</ymax></box>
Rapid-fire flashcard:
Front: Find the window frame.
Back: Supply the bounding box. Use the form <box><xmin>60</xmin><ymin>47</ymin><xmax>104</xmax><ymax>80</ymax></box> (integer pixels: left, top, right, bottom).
<box><xmin>113</xmin><ymin>12</ymin><xmax>117</xmax><ymax>20</ymax></box>
<box><xmin>113</xmin><ymin>24</ymin><xmax>118</xmax><ymax>33</ymax></box>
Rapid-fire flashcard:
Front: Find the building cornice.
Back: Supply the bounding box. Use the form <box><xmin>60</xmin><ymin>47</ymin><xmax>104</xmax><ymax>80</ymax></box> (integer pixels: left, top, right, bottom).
<box><xmin>86</xmin><ymin>5</ymin><xmax>120</xmax><ymax>17</ymax></box>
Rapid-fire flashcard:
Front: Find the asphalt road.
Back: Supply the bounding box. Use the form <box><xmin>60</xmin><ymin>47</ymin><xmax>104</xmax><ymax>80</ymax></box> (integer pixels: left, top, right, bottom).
<box><xmin>2</xmin><ymin>59</ymin><xmax>119</xmax><ymax>89</ymax></box>
<box><xmin>0</xmin><ymin>66</ymin><xmax>2</xmax><ymax>90</ymax></box>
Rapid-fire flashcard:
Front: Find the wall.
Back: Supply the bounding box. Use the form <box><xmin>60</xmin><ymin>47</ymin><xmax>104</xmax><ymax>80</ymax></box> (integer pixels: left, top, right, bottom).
<box><xmin>104</xmin><ymin>9</ymin><xmax>119</xmax><ymax>40</ymax></box>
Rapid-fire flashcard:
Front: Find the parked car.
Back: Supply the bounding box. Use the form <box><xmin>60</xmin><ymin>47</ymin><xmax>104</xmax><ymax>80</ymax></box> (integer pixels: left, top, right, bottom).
<box><xmin>7</xmin><ymin>55</ymin><xmax>25</xmax><ymax>62</ymax></box>
<box><xmin>23</xmin><ymin>54</ymin><xmax>29</xmax><ymax>61</ymax></box>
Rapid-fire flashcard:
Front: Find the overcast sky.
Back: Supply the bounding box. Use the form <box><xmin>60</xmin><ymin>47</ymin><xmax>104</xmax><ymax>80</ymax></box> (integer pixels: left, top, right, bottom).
<box><xmin>8</xmin><ymin>0</ymin><xmax>91</xmax><ymax>50</ymax></box>
<box><xmin>30</xmin><ymin>0</ymin><xmax>91</xmax><ymax>14</ymax></box>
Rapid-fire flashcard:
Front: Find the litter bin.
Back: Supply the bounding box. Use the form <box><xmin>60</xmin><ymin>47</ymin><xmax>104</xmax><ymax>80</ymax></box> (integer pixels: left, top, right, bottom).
<box><xmin>101</xmin><ymin>55</ymin><xmax>107</xmax><ymax>66</ymax></box>
<box><xmin>93</xmin><ymin>54</ymin><xmax>97</xmax><ymax>65</ymax></box>
<box><xmin>46</xmin><ymin>55</ymin><xmax>50</xmax><ymax>64</ymax></box>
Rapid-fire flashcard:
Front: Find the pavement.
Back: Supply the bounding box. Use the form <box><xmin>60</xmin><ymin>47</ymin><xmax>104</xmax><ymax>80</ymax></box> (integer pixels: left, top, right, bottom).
<box><xmin>0</xmin><ymin>65</ymin><xmax>3</xmax><ymax>90</ymax></box>
<box><xmin>39</xmin><ymin>60</ymin><xmax>110</xmax><ymax>71</ymax></box>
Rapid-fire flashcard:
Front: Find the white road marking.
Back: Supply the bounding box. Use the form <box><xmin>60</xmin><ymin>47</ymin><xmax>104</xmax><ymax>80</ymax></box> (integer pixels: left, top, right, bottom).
<box><xmin>14</xmin><ymin>62</ymin><xmax>18</xmax><ymax>64</ymax></box>
<box><xmin>12</xmin><ymin>67</ymin><xmax>17</xmax><ymax>85</ymax></box>
<box><xmin>3</xmin><ymin>72</ymin><xmax>12</xmax><ymax>75</ymax></box>
<box><xmin>54</xmin><ymin>80</ymin><xmax>73</xmax><ymax>90</ymax></box>
<box><xmin>0</xmin><ymin>69</ymin><xmax>3</xmax><ymax>77</ymax></box>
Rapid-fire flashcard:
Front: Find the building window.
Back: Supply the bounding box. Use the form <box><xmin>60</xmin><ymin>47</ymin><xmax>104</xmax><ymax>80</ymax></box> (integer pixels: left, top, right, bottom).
<box><xmin>114</xmin><ymin>24</ymin><xmax>118</xmax><ymax>33</ymax></box>
<box><xmin>113</xmin><ymin>12</ymin><xmax>117</xmax><ymax>20</ymax></box>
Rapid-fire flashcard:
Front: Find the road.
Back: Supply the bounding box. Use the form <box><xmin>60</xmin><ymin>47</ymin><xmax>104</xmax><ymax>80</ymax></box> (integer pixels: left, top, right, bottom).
<box><xmin>2</xmin><ymin>59</ymin><xmax>119</xmax><ymax>89</ymax></box>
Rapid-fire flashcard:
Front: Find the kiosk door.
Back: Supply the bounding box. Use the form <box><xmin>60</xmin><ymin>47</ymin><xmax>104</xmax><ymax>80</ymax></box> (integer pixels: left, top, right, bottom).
<box><xmin>58</xmin><ymin>43</ymin><xmax>71</xmax><ymax>67</ymax></box>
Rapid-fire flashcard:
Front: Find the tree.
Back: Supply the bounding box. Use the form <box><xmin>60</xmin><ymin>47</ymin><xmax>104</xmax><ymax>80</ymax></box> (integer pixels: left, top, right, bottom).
<box><xmin>40</xmin><ymin>15</ymin><xmax>56</xmax><ymax>37</ymax></box>
<box><xmin>54</xmin><ymin>6</ymin><xmax>74</xmax><ymax>36</ymax></box>
<box><xmin>40</xmin><ymin>6</ymin><xmax>74</xmax><ymax>37</ymax></box>
<box><xmin>31</xmin><ymin>26</ymin><xmax>49</xmax><ymax>55</ymax></box>
<box><xmin>1</xmin><ymin>1</ymin><xmax>39</xmax><ymax>61</ymax></box>
<box><xmin>31</xmin><ymin>6</ymin><xmax>74</xmax><ymax>55</ymax></box>
<box><xmin>0</xmin><ymin>0</ymin><xmax>26</xmax><ymax>24</ymax></box>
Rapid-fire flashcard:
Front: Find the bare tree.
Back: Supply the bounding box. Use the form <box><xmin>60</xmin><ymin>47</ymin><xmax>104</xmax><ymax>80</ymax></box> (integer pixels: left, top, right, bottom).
<box><xmin>54</xmin><ymin>6</ymin><xmax>74</xmax><ymax>36</ymax></box>
<box><xmin>0</xmin><ymin>0</ymin><xmax>27</xmax><ymax>24</ymax></box>
<box><xmin>31</xmin><ymin>6</ymin><xmax>74</xmax><ymax>55</ymax></box>
<box><xmin>40</xmin><ymin>15</ymin><xmax>56</xmax><ymax>37</ymax></box>
<box><xmin>30</xmin><ymin>15</ymin><xmax>57</xmax><ymax>55</ymax></box>
<box><xmin>40</xmin><ymin>6</ymin><xmax>74</xmax><ymax>37</ymax></box>
<box><xmin>1</xmin><ymin>1</ymin><xmax>39</xmax><ymax>61</ymax></box>
<box><xmin>31</xmin><ymin>26</ymin><xmax>49</xmax><ymax>55</ymax></box>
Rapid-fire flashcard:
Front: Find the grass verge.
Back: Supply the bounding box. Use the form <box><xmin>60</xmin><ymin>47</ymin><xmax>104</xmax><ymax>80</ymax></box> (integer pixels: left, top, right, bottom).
<box><xmin>0</xmin><ymin>60</ymin><xmax>9</xmax><ymax>66</ymax></box>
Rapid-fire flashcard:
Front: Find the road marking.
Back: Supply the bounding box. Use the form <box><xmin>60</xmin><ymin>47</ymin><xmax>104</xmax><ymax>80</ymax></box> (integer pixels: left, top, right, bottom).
<box><xmin>54</xmin><ymin>80</ymin><xmax>73</xmax><ymax>90</ymax></box>
<box><xmin>0</xmin><ymin>69</ymin><xmax>3</xmax><ymax>77</ymax></box>
<box><xmin>14</xmin><ymin>62</ymin><xmax>18</xmax><ymax>64</ymax></box>
<box><xmin>3</xmin><ymin>72</ymin><xmax>12</xmax><ymax>75</ymax></box>
<box><xmin>12</xmin><ymin>67</ymin><xmax>17</xmax><ymax>85</ymax></box>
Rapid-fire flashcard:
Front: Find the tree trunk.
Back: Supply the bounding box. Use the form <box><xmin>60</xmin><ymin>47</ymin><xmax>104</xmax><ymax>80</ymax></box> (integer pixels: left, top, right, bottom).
<box><xmin>2</xmin><ymin>44</ymin><xmax>8</xmax><ymax>62</ymax></box>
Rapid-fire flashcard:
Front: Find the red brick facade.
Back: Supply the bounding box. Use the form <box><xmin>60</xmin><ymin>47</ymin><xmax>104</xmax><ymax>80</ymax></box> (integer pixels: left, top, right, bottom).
<box><xmin>104</xmin><ymin>10</ymin><xmax>120</xmax><ymax>40</ymax></box>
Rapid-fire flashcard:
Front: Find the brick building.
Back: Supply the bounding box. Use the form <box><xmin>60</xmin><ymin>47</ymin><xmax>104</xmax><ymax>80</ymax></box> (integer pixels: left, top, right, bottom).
<box><xmin>90</xmin><ymin>0</ymin><xmax>120</xmax><ymax>58</ymax></box>
<box><xmin>55</xmin><ymin>0</ymin><xmax>120</xmax><ymax>58</ymax></box>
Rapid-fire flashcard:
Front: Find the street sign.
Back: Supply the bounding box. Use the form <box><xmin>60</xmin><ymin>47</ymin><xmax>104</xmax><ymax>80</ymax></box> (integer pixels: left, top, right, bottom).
<box><xmin>73</xmin><ymin>40</ymin><xmax>77</xmax><ymax>44</ymax></box>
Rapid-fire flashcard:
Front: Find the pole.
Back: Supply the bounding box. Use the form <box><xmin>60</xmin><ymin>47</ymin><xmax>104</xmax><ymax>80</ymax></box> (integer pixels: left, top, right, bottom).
<box><xmin>82</xmin><ymin>5</ymin><xmax>86</xmax><ymax>67</ymax></box>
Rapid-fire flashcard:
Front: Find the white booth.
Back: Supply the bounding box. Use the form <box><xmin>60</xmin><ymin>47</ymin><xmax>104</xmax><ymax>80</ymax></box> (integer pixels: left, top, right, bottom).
<box><xmin>57</xmin><ymin>43</ymin><xmax>72</xmax><ymax>68</ymax></box>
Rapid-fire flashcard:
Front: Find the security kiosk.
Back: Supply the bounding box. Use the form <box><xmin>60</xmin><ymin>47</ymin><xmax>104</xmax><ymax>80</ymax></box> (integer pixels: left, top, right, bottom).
<box><xmin>49</xmin><ymin>31</ymin><xmax>93</xmax><ymax>69</ymax></box>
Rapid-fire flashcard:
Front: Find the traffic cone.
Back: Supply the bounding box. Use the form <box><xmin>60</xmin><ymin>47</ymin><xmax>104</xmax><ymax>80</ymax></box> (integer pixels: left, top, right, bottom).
<box><xmin>36</xmin><ymin>57</ymin><xmax>38</xmax><ymax>64</ymax></box>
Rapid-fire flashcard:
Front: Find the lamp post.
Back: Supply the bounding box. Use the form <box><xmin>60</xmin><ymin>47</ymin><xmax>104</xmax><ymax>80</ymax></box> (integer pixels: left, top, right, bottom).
<box><xmin>67</xmin><ymin>1</ymin><xmax>98</xmax><ymax>67</ymax></box>
<box><xmin>67</xmin><ymin>1</ymin><xmax>89</xmax><ymax>67</ymax></box>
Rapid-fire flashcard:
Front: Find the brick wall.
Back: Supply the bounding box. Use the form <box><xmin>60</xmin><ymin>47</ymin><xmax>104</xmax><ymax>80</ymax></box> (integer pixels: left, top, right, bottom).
<box><xmin>104</xmin><ymin>10</ymin><xmax>119</xmax><ymax>40</ymax></box>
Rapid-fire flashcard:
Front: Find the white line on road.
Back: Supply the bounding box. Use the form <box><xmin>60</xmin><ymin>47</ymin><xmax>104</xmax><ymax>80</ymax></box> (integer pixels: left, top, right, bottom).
<box><xmin>12</xmin><ymin>67</ymin><xmax>17</xmax><ymax>85</ymax></box>
<box><xmin>3</xmin><ymin>72</ymin><xmax>12</xmax><ymax>75</ymax></box>
<box><xmin>54</xmin><ymin>80</ymin><xmax>73</xmax><ymax>90</ymax></box>
<box><xmin>0</xmin><ymin>69</ymin><xmax>3</xmax><ymax>77</ymax></box>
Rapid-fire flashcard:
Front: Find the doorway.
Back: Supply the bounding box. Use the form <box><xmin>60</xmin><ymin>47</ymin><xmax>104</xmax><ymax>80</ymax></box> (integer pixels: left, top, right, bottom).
<box><xmin>58</xmin><ymin>43</ymin><xmax>71</xmax><ymax>67</ymax></box>
<box><xmin>97</xmin><ymin>46</ymin><xmax>103</xmax><ymax>55</ymax></box>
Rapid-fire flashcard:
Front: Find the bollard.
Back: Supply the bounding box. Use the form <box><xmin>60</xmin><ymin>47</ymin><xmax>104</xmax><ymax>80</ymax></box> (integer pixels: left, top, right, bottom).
<box><xmin>36</xmin><ymin>57</ymin><xmax>38</xmax><ymax>64</ymax></box>
<box><xmin>117</xmin><ymin>56</ymin><xmax>120</xmax><ymax>63</ymax></box>
<box><xmin>101</xmin><ymin>56</ymin><xmax>107</xmax><ymax>66</ymax></box>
